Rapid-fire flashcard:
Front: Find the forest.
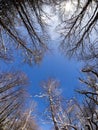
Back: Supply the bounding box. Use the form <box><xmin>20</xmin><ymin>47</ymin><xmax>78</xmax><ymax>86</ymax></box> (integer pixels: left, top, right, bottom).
<box><xmin>0</xmin><ymin>0</ymin><xmax>98</xmax><ymax>130</ymax></box>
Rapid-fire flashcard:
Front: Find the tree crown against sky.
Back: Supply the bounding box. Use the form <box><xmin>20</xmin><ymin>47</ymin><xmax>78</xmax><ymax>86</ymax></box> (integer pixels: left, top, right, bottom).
<box><xmin>40</xmin><ymin>69</ymin><xmax>98</xmax><ymax>130</ymax></box>
<box><xmin>57</xmin><ymin>0</ymin><xmax>98</xmax><ymax>62</ymax></box>
<box><xmin>0</xmin><ymin>71</ymin><xmax>39</xmax><ymax>130</ymax></box>
<box><xmin>0</xmin><ymin>0</ymin><xmax>98</xmax><ymax>130</ymax></box>
<box><xmin>0</xmin><ymin>0</ymin><xmax>98</xmax><ymax>64</ymax></box>
<box><xmin>0</xmin><ymin>0</ymin><xmax>49</xmax><ymax>64</ymax></box>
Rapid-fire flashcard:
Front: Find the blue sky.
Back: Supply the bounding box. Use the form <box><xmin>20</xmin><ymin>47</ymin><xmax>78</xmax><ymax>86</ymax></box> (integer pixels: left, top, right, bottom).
<box><xmin>0</xmin><ymin>6</ymin><xmax>84</xmax><ymax>129</ymax></box>
<box><xmin>18</xmin><ymin>45</ymin><xmax>83</xmax><ymax>130</ymax></box>
<box><xmin>1</xmin><ymin>2</ymin><xmax>97</xmax><ymax>130</ymax></box>
<box><xmin>18</xmin><ymin>45</ymin><xmax>83</xmax><ymax>98</ymax></box>
<box><xmin>0</xmin><ymin>27</ymin><xmax>84</xmax><ymax>130</ymax></box>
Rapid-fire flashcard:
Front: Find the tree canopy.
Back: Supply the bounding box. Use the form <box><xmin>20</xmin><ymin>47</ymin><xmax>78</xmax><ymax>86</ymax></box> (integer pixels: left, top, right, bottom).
<box><xmin>0</xmin><ymin>0</ymin><xmax>98</xmax><ymax>130</ymax></box>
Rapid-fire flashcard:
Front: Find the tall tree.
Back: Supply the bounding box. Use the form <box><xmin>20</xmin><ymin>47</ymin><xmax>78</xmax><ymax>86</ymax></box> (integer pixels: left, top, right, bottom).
<box><xmin>41</xmin><ymin>79</ymin><xmax>60</xmax><ymax>130</ymax></box>
<box><xmin>58</xmin><ymin>0</ymin><xmax>98</xmax><ymax>61</ymax></box>
<box><xmin>76</xmin><ymin>66</ymin><xmax>98</xmax><ymax>130</ymax></box>
<box><xmin>40</xmin><ymin>79</ymin><xmax>81</xmax><ymax>130</ymax></box>
<box><xmin>0</xmin><ymin>71</ymin><xmax>38</xmax><ymax>130</ymax></box>
<box><xmin>0</xmin><ymin>0</ymin><xmax>51</xmax><ymax>64</ymax></box>
<box><xmin>40</xmin><ymin>75</ymin><xmax>98</xmax><ymax>130</ymax></box>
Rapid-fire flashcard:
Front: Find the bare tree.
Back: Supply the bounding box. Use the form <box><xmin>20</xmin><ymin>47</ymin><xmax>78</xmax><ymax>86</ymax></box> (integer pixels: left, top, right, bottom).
<box><xmin>40</xmin><ymin>79</ymin><xmax>81</xmax><ymax>130</ymax></box>
<box><xmin>1</xmin><ymin>0</ymin><xmax>97</xmax><ymax>63</ymax></box>
<box><xmin>7</xmin><ymin>101</ymin><xmax>38</xmax><ymax>130</ymax></box>
<box><xmin>41</xmin><ymin>79</ymin><xmax>60</xmax><ymax>130</ymax></box>
<box><xmin>0</xmin><ymin>71</ymin><xmax>38</xmax><ymax>130</ymax></box>
<box><xmin>0</xmin><ymin>0</ymin><xmax>52</xmax><ymax>64</ymax></box>
<box><xmin>57</xmin><ymin>0</ymin><xmax>98</xmax><ymax>61</ymax></box>
<box><xmin>76</xmin><ymin>66</ymin><xmax>98</xmax><ymax>130</ymax></box>
<box><xmin>40</xmin><ymin>75</ymin><xmax>98</xmax><ymax>130</ymax></box>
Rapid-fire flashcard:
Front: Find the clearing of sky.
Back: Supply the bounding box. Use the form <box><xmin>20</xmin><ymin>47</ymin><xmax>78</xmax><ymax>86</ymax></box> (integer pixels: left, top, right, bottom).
<box><xmin>1</xmin><ymin>1</ymin><xmax>97</xmax><ymax>130</ymax></box>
